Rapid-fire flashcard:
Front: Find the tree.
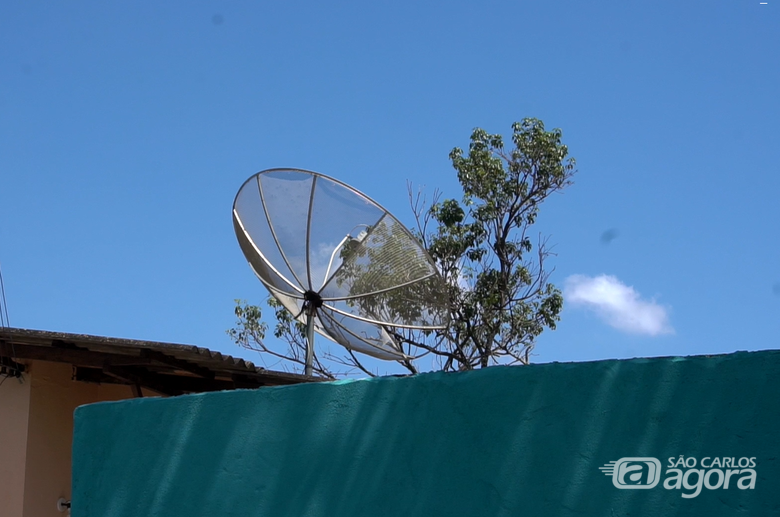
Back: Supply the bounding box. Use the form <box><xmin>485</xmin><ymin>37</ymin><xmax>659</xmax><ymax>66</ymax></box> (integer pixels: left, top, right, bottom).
<box><xmin>228</xmin><ymin>118</ymin><xmax>576</xmax><ymax>377</ymax></box>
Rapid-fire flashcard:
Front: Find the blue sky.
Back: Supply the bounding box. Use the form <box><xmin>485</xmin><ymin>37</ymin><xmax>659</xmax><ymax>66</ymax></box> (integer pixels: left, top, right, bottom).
<box><xmin>1</xmin><ymin>0</ymin><xmax>778</xmax><ymax>372</ymax></box>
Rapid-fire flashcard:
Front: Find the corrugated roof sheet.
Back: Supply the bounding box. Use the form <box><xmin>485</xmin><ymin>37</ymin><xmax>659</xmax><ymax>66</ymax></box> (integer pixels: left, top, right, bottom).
<box><xmin>0</xmin><ymin>327</ymin><xmax>318</xmax><ymax>395</ymax></box>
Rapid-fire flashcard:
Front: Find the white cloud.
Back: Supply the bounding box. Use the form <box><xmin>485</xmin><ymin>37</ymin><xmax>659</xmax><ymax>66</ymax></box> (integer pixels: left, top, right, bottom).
<box><xmin>564</xmin><ymin>274</ymin><xmax>673</xmax><ymax>336</ymax></box>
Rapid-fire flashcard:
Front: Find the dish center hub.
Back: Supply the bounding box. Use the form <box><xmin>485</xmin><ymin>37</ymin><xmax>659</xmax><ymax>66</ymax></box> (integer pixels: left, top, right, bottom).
<box><xmin>303</xmin><ymin>290</ymin><xmax>323</xmax><ymax>308</ymax></box>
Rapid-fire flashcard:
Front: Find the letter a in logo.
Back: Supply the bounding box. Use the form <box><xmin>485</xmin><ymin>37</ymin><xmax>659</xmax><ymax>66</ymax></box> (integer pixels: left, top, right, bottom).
<box><xmin>600</xmin><ymin>458</ymin><xmax>662</xmax><ymax>489</ymax></box>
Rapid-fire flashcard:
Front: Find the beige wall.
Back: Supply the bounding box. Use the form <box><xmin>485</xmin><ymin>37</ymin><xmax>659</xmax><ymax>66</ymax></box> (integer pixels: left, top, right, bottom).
<box><xmin>0</xmin><ymin>364</ymin><xmax>32</xmax><ymax>517</ymax></box>
<box><xmin>12</xmin><ymin>361</ymin><xmax>135</xmax><ymax>517</ymax></box>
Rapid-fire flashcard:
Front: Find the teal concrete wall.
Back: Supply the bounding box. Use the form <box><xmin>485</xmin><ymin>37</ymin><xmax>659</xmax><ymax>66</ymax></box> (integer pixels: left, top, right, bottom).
<box><xmin>72</xmin><ymin>351</ymin><xmax>780</xmax><ymax>516</ymax></box>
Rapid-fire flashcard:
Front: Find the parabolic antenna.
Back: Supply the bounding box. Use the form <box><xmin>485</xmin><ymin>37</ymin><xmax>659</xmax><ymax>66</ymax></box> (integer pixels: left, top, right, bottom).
<box><xmin>232</xmin><ymin>168</ymin><xmax>449</xmax><ymax>375</ymax></box>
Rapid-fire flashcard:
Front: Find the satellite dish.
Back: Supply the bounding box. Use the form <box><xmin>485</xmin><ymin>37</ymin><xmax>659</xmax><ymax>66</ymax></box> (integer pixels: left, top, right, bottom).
<box><xmin>232</xmin><ymin>168</ymin><xmax>449</xmax><ymax>375</ymax></box>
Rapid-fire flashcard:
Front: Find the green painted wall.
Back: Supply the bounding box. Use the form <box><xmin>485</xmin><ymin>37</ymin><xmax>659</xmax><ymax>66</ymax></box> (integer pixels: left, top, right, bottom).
<box><xmin>72</xmin><ymin>351</ymin><xmax>780</xmax><ymax>516</ymax></box>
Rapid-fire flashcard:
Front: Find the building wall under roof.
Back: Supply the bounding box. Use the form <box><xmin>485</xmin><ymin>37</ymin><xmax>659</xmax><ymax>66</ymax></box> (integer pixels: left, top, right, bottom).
<box><xmin>1</xmin><ymin>361</ymin><xmax>135</xmax><ymax>517</ymax></box>
<box><xmin>72</xmin><ymin>351</ymin><xmax>779</xmax><ymax>516</ymax></box>
<box><xmin>0</xmin><ymin>366</ymin><xmax>31</xmax><ymax>517</ymax></box>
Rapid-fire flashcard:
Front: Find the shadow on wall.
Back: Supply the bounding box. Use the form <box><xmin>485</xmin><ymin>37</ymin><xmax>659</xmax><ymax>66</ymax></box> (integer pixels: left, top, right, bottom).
<box><xmin>72</xmin><ymin>351</ymin><xmax>779</xmax><ymax>517</ymax></box>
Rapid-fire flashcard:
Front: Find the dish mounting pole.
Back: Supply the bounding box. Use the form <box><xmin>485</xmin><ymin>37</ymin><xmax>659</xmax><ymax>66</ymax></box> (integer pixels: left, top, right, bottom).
<box><xmin>305</xmin><ymin>306</ymin><xmax>315</xmax><ymax>376</ymax></box>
